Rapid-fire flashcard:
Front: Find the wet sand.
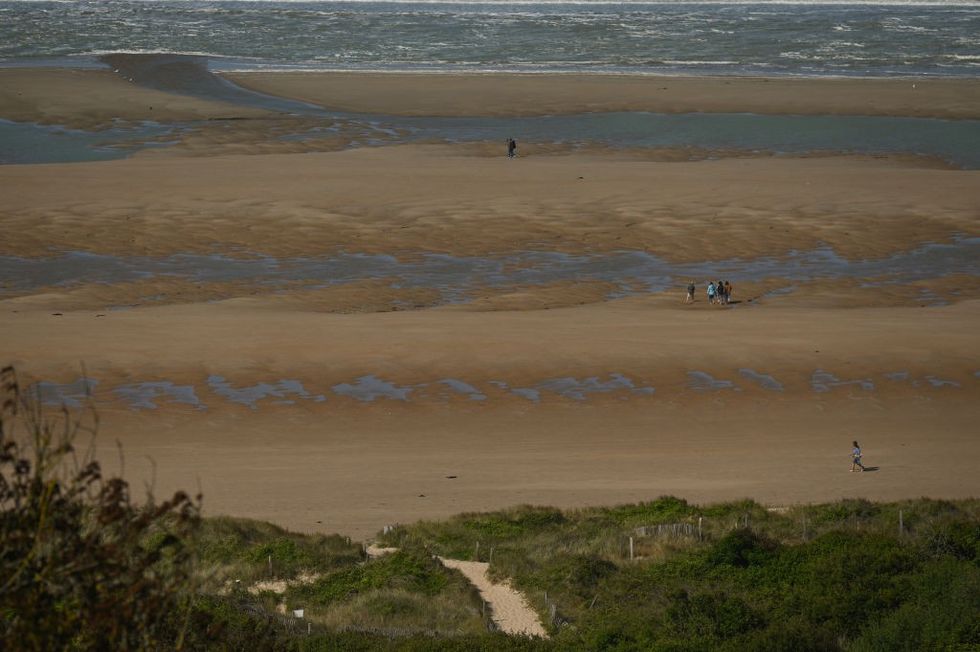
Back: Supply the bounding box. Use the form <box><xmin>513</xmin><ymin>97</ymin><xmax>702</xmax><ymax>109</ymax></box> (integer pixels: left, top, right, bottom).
<box><xmin>2</xmin><ymin>146</ymin><xmax>977</xmax><ymax>264</ymax></box>
<box><xmin>0</xmin><ymin>68</ymin><xmax>269</xmax><ymax>129</ymax></box>
<box><xmin>227</xmin><ymin>71</ymin><xmax>980</xmax><ymax>119</ymax></box>
<box><xmin>1</xmin><ymin>68</ymin><xmax>979</xmax><ymax>539</ymax></box>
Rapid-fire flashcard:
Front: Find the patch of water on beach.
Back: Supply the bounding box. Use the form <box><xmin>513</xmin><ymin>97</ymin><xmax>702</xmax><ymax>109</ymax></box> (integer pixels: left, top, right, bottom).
<box><xmin>883</xmin><ymin>371</ymin><xmax>926</xmax><ymax>388</ymax></box>
<box><xmin>737</xmin><ymin>368</ymin><xmax>784</xmax><ymax>391</ymax></box>
<box><xmin>332</xmin><ymin>375</ymin><xmax>414</xmax><ymax>402</ymax></box>
<box><xmin>27</xmin><ymin>378</ymin><xmax>98</xmax><ymax>408</ymax></box>
<box><xmin>810</xmin><ymin>370</ymin><xmax>874</xmax><ymax>393</ymax></box>
<box><xmin>490</xmin><ymin>374</ymin><xmax>654</xmax><ymax>402</ymax></box>
<box><xmin>0</xmin><ymin>118</ymin><xmax>183</xmax><ymax>165</ymax></box>
<box><xmin>924</xmin><ymin>376</ymin><xmax>961</xmax><ymax>388</ymax></box>
<box><xmin>915</xmin><ymin>288</ymin><xmax>949</xmax><ymax>307</ymax></box>
<box><xmin>437</xmin><ymin>379</ymin><xmax>487</xmax><ymax>401</ymax></box>
<box><xmin>535</xmin><ymin>374</ymin><xmax>654</xmax><ymax>401</ymax></box>
<box><xmin>114</xmin><ymin>381</ymin><xmax>204</xmax><ymax>410</ymax></box>
<box><xmin>688</xmin><ymin>371</ymin><xmax>737</xmax><ymax>392</ymax></box>
<box><xmin>760</xmin><ymin>286</ymin><xmax>797</xmax><ymax>300</ymax></box>
<box><xmin>488</xmin><ymin>380</ymin><xmax>542</xmax><ymax>402</ymax></box>
<box><xmin>4</xmin><ymin>238</ymin><xmax>978</xmax><ymax>305</ymax></box>
<box><xmin>207</xmin><ymin>375</ymin><xmax>325</xmax><ymax>409</ymax></box>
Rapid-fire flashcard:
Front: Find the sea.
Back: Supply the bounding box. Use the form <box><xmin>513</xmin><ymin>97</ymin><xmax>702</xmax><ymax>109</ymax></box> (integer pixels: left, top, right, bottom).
<box><xmin>1</xmin><ymin>0</ymin><xmax>978</xmax><ymax>78</ymax></box>
<box><xmin>1</xmin><ymin>1</ymin><xmax>978</xmax><ymax>166</ymax></box>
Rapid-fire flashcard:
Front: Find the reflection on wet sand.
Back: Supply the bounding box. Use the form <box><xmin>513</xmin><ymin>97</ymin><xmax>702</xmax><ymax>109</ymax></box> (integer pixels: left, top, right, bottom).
<box><xmin>27</xmin><ymin>367</ymin><xmax>975</xmax><ymax>412</ymax></box>
<box><xmin>4</xmin><ymin>239</ymin><xmax>977</xmax><ymax>307</ymax></box>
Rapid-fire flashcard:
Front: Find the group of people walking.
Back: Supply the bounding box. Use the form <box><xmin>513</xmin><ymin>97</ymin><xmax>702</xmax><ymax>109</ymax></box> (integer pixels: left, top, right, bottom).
<box><xmin>685</xmin><ymin>280</ymin><xmax>734</xmax><ymax>305</ymax></box>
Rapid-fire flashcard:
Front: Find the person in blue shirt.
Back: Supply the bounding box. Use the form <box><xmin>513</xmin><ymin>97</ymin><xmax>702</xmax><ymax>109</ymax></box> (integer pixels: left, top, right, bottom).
<box><xmin>851</xmin><ymin>441</ymin><xmax>866</xmax><ymax>472</ymax></box>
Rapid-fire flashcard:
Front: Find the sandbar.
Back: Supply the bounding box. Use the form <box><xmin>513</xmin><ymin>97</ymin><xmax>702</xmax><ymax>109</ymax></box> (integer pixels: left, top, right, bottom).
<box><xmin>227</xmin><ymin>71</ymin><xmax>980</xmax><ymax>119</ymax></box>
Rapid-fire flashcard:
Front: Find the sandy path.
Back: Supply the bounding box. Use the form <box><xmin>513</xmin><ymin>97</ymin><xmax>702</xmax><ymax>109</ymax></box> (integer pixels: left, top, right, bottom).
<box><xmin>439</xmin><ymin>558</ymin><xmax>548</xmax><ymax>638</ymax></box>
<box><xmin>314</xmin><ymin>544</ymin><xmax>547</xmax><ymax>636</ymax></box>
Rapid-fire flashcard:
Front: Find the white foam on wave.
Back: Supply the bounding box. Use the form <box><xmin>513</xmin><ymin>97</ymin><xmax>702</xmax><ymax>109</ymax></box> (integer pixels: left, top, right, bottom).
<box><xmin>662</xmin><ymin>59</ymin><xmax>740</xmax><ymax>65</ymax></box>
<box><xmin>76</xmin><ymin>49</ymin><xmax>264</xmax><ymax>61</ymax></box>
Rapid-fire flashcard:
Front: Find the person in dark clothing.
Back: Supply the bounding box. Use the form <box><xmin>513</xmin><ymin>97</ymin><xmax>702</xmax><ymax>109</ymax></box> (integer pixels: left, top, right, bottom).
<box><xmin>507</xmin><ymin>138</ymin><xmax>517</xmax><ymax>158</ymax></box>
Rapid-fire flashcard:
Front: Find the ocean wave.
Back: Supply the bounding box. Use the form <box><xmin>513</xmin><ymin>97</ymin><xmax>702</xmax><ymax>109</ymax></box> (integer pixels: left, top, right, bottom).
<box><xmin>661</xmin><ymin>59</ymin><xmax>739</xmax><ymax>64</ymax></box>
<box><xmin>2</xmin><ymin>0</ymin><xmax>978</xmax><ymax>79</ymax></box>
<box><xmin>73</xmin><ymin>49</ymin><xmax>261</xmax><ymax>60</ymax></box>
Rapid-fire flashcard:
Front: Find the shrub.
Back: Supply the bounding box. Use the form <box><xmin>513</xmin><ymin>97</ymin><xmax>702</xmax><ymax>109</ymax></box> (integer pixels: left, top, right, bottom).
<box><xmin>601</xmin><ymin>496</ymin><xmax>693</xmax><ymax>526</ymax></box>
<box><xmin>706</xmin><ymin>529</ymin><xmax>778</xmax><ymax>569</ymax></box>
<box><xmin>850</xmin><ymin>559</ymin><xmax>980</xmax><ymax>651</ymax></box>
<box><xmin>0</xmin><ymin>366</ymin><xmax>201</xmax><ymax>650</ymax></box>
<box><xmin>289</xmin><ymin>549</ymin><xmax>450</xmax><ymax>607</ymax></box>
<box><xmin>194</xmin><ymin>516</ymin><xmax>363</xmax><ymax>585</ymax></box>
<box><xmin>461</xmin><ymin>506</ymin><xmax>566</xmax><ymax>540</ymax></box>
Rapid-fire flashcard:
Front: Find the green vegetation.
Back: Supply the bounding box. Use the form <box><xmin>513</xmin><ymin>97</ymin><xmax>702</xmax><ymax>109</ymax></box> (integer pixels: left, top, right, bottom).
<box><xmin>195</xmin><ymin>516</ymin><xmax>363</xmax><ymax>584</ymax></box>
<box><xmin>2</xmin><ymin>366</ymin><xmax>977</xmax><ymax>650</ymax></box>
<box><xmin>379</xmin><ymin>498</ymin><xmax>980</xmax><ymax>651</ymax></box>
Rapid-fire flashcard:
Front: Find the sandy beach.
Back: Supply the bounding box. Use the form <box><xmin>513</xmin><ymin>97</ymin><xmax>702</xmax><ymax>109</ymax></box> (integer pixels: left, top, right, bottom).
<box><xmin>2</xmin><ymin>68</ymin><xmax>978</xmax><ymax>539</ymax></box>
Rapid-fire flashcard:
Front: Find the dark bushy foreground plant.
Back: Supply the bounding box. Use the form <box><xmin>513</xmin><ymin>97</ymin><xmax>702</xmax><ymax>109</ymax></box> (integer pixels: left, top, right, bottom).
<box><xmin>0</xmin><ymin>367</ymin><xmax>202</xmax><ymax>650</ymax></box>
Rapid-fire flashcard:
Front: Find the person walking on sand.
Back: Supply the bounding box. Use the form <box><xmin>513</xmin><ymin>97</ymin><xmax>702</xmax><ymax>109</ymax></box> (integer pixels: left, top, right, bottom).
<box><xmin>686</xmin><ymin>281</ymin><xmax>696</xmax><ymax>303</ymax></box>
<box><xmin>707</xmin><ymin>281</ymin><xmax>716</xmax><ymax>304</ymax></box>
<box><xmin>507</xmin><ymin>138</ymin><xmax>517</xmax><ymax>159</ymax></box>
<box><xmin>851</xmin><ymin>440</ymin><xmax>866</xmax><ymax>472</ymax></box>
<box><xmin>725</xmin><ymin>280</ymin><xmax>733</xmax><ymax>303</ymax></box>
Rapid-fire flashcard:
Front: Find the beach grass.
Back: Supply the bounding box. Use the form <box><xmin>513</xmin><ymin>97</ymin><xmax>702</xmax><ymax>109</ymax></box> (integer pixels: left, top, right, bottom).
<box><xmin>194</xmin><ymin>515</ymin><xmax>364</xmax><ymax>586</ymax></box>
